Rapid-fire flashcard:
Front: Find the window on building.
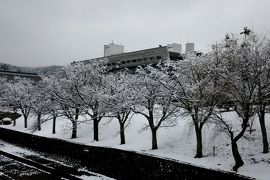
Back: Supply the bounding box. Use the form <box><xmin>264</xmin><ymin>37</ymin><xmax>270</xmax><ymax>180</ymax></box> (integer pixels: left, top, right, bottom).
<box><xmin>138</xmin><ymin>58</ymin><xmax>142</xmax><ymax>62</ymax></box>
<box><xmin>150</xmin><ymin>57</ymin><xmax>155</xmax><ymax>60</ymax></box>
<box><xmin>156</xmin><ymin>56</ymin><xmax>162</xmax><ymax>59</ymax></box>
<box><xmin>132</xmin><ymin>59</ymin><xmax>137</xmax><ymax>63</ymax></box>
<box><xmin>112</xmin><ymin>63</ymin><xmax>116</xmax><ymax>65</ymax></box>
<box><xmin>121</xmin><ymin>61</ymin><xmax>126</xmax><ymax>64</ymax></box>
<box><xmin>143</xmin><ymin>58</ymin><xmax>148</xmax><ymax>61</ymax></box>
<box><xmin>127</xmin><ymin>60</ymin><xmax>131</xmax><ymax>63</ymax></box>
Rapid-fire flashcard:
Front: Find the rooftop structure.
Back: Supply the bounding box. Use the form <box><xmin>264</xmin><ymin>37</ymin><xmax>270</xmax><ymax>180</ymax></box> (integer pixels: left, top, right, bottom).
<box><xmin>185</xmin><ymin>43</ymin><xmax>195</xmax><ymax>54</ymax></box>
<box><xmin>168</xmin><ymin>43</ymin><xmax>182</xmax><ymax>54</ymax></box>
<box><xmin>104</xmin><ymin>43</ymin><xmax>124</xmax><ymax>57</ymax></box>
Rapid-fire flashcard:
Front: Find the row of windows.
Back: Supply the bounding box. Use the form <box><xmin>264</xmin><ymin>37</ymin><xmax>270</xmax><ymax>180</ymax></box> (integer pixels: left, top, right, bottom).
<box><xmin>107</xmin><ymin>56</ymin><xmax>162</xmax><ymax>66</ymax></box>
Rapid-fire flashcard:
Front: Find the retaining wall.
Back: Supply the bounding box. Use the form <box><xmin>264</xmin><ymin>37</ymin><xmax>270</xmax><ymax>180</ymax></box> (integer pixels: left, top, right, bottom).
<box><xmin>0</xmin><ymin>127</ymin><xmax>252</xmax><ymax>180</ymax></box>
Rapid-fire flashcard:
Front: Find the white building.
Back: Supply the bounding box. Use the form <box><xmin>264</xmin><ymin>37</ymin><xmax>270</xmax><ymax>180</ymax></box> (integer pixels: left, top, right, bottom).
<box><xmin>185</xmin><ymin>43</ymin><xmax>195</xmax><ymax>54</ymax></box>
<box><xmin>104</xmin><ymin>43</ymin><xmax>124</xmax><ymax>57</ymax></box>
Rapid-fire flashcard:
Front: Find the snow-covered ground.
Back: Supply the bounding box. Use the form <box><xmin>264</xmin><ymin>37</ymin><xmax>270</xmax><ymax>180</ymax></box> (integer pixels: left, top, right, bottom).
<box><xmin>1</xmin><ymin>111</ymin><xmax>270</xmax><ymax>180</ymax></box>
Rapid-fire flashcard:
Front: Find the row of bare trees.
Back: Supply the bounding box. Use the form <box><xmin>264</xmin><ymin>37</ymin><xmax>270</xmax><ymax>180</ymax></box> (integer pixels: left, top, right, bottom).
<box><xmin>0</xmin><ymin>28</ymin><xmax>269</xmax><ymax>171</ymax></box>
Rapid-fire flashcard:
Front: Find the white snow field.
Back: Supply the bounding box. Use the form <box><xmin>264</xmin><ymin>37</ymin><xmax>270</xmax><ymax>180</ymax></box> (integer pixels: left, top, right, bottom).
<box><xmin>1</xmin><ymin>111</ymin><xmax>270</xmax><ymax>180</ymax></box>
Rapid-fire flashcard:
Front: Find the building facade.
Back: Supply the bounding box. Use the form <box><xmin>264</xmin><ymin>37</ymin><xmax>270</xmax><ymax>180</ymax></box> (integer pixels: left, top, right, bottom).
<box><xmin>0</xmin><ymin>71</ymin><xmax>41</xmax><ymax>82</ymax></box>
<box><xmin>79</xmin><ymin>43</ymin><xmax>186</xmax><ymax>70</ymax></box>
<box><xmin>106</xmin><ymin>46</ymin><xmax>170</xmax><ymax>69</ymax></box>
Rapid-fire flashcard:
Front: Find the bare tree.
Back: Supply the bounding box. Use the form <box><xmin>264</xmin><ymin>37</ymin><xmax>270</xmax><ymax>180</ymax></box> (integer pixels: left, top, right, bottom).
<box><xmin>160</xmin><ymin>55</ymin><xmax>219</xmax><ymax>158</ymax></box>
<box><xmin>46</xmin><ymin>67</ymin><xmax>83</xmax><ymax>139</ymax></box>
<box><xmin>105</xmin><ymin>71</ymin><xmax>134</xmax><ymax>144</ymax></box>
<box><xmin>71</xmin><ymin>61</ymin><xmax>109</xmax><ymax>141</ymax></box>
<box><xmin>211</xmin><ymin>30</ymin><xmax>262</xmax><ymax>171</ymax></box>
<box><xmin>131</xmin><ymin>66</ymin><xmax>178</xmax><ymax>150</ymax></box>
<box><xmin>0</xmin><ymin>77</ymin><xmax>7</xmax><ymax>109</ymax></box>
<box><xmin>254</xmin><ymin>38</ymin><xmax>270</xmax><ymax>154</ymax></box>
<box><xmin>3</xmin><ymin>77</ymin><xmax>35</xmax><ymax>128</ymax></box>
<box><xmin>29</xmin><ymin>81</ymin><xmax>54</xmax><ymax>132</ymax></box>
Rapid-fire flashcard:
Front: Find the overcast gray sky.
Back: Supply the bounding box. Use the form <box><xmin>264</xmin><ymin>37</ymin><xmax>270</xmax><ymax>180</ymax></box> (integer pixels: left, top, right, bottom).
<box><xmin>1</xmin><ymin>0</ymin><xmax>270</xmax><ymax>67</ymax></box>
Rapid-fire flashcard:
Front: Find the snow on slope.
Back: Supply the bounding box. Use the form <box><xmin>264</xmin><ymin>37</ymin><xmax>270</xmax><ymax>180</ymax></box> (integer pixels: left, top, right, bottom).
<box><xmin>1</xmin><ymin>112</ymin><xmax>270</xmax><ymax>180</ymax></box>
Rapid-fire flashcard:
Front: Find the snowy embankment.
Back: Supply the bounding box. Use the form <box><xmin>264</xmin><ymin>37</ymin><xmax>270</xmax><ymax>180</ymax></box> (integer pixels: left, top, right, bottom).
<box><xmin>1</xmin><ymin>111</ymin><xmax>270</xmax><ymax>180</ymax></box>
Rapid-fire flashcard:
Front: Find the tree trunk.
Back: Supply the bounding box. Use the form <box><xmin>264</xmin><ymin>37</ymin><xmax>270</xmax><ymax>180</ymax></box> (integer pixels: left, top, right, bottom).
<box><xmin>232</xmin><ymin>140</ymin><xmax>244</xmax><ymax>171</ymax></box>
<box><xmin>93</xmin><ymin>118</ymin><xmax>99</xmax><ymax>141</ymax></box>
<box><xmin>151</xmin><ymin>129</ymin><xmax>158</xmax><ymax>150</ymax></box>
<box><xmin>230</xmin><ymin>115</ymin><xmax>249</xmax><ymax>171</ymax></box>
<box><xmin>52</xmin><ymin>114</ymin><xmax>56</xmax><ymax>134</ymax></box>
<box><xmin>13</xmin><ymin>119</ymin><xmax>16</xmax><ymax>126</ymax></box>
<box><xmin>23</xmin><ymin>114</ymin><xmax>28</xmax><ymax>128</ymax></box>
<box><xmin>75</xmin><ymin>108</ymin><xmax>79</xmax><ymax>120</ymax></box>
<box><xmin>37</xmin><ymin>113</ymin><xmax>41</xmax><ymax>131</ymax></box>
<box><xmin>71</xmin><ymin>108</ymin><xmax>79</xmax><ymax>139</ymax></box>
<box><xmin>258</xmin><ymin>109</ymin><xmax>269</xmax><ymax>153</ymax></box>
<box><xmin>120</xmin><ymin>123</ymin><xmax>125</xmax><ymax>144</ymax></box>
<box><xmin>194</xmin><ymin>126</ymin><xmax>203</xmax><ymax>158</ymax></box>
<box><xmin>147</xmin><ymin>108</ymin><xmax>158</xmax><ymax>150</ymax></box>
<box><xmin>71</xmin><ymin>120</ymin><xmax>77</xmax><ymax>139</ymax></box>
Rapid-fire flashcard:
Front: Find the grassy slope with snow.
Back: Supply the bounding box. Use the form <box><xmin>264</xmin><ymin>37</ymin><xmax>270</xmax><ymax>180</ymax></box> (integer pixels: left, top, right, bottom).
<box><xmin>1</xmin><ymin>111</ymin><xmax>270</xmax><ymax>180</ymax></box>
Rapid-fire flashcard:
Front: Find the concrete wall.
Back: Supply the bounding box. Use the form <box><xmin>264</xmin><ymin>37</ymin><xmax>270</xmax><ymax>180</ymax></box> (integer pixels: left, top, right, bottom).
<box><xmin>0</xmin><ymin>127</ymin><xmax>252</xmax><ymax>180</ymax></box>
